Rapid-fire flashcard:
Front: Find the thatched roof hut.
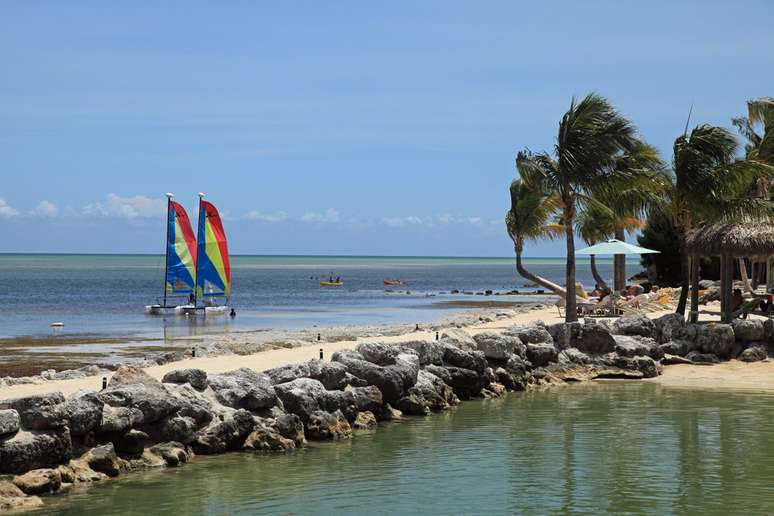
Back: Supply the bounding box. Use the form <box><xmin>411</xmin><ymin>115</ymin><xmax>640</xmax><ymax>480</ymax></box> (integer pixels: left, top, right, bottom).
<box><xmin>686</xmin><ymin>219</ymin><xmax>774</xmax><ymax>258</ymax></box>
<box><xmin>686</xmin><ymin>218</ymin><xmax>774</xmax><ymax>323</ymax></box>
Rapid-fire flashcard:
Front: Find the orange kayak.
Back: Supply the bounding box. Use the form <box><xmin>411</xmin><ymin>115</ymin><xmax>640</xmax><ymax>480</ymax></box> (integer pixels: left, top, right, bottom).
<box><xmin>320</xmin><ymin>281</ymin><xmax>343</xmax><ymax>286</ymax></box>
<box><xmin>384</xmin><ymin>280</ymin><xmax>402</xmax><ymax>285</ymax></box>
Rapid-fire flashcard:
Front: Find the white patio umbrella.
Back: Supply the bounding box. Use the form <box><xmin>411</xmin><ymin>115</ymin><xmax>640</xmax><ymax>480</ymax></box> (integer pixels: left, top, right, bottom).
<box><xmin>576</xmin><ymin>239</ymin><xmax>660</xmax><ymax>256</ymax></box>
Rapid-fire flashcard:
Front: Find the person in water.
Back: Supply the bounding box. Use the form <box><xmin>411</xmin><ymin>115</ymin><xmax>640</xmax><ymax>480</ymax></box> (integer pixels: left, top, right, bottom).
<box><xmin>335</xmin><ymin>276</ymin><xmax>340</xmax><ymax>283</ymax></box>
<box><xmin>229</xmin><ymin>308</ymin><xmax>236</xmax><ymax>317</ymax></box>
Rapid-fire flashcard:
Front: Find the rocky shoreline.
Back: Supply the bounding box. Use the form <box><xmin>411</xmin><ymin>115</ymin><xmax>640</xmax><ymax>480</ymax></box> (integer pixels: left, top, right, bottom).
<box><xmin>0</xmin><ymin>311</ymin><xmax>768</xmax><ymax>512</ymax></box>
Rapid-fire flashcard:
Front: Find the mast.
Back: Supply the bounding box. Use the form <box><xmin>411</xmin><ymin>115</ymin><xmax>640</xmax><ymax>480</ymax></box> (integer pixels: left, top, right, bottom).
<box><xmin>194</xmin><ymin>192</ymin><xmax>205</xmax><ymax>307</ymax></box>
<box><xmin>163</xmin><ymin>193</ymin><xmax>174</xmax><ymax>308</ymax></box>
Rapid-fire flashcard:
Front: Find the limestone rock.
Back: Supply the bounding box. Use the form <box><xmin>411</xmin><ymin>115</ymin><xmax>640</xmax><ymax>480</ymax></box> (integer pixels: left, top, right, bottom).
<box><xmin>653</xmin><ymin>313</ymin><xmax>686</xmax><ymax>343</ymax></box>
<box><xmin>0</xmin><ymin>428</ymin><xmax>72</xmax><ymax>474</ymax></box>
<box><xmin>274</xmin><ymin>378</ymin><xmax>326</xmax><ymax>421</ymax></box>
<box><xmin>0</xmin><ymin>392</ymin><xmax>66</xmax><ymax>431</ymax></box>
<box><xmin>243</xmin><ymin>424</ymin><xmax>296</xmax><ymax>452</ymax></box>
<box><xmin>305</xmin><ymin>410</ymin><xmax>352</xmax><ymax>440</ymax></box>
<box><xmin>686</xmin><ymin>350</ymin><xmax>720</xmax><ymax>364</ymax></box>
<box><xmin>306</xmin><ymin>360</ymin><xmax>349</xmax><ymax>390</ymax></box>
<box><xmin>611</xmin><ymin>313</ymin><xmax>655</xmax><ymax>338</ymax></box>
<box><xmin>148</xmin><ymin>442</ymin><xmax>190</xmax><ymax>467</ymax></box>
<box><xmin>659</xmin><ymin>339</ymin><xmax>693</xmax><ymax>357</ymax></box>
<box><xmin>575</xmin><ymin>322</ymin><xmax>616</xmax><ymax>354</ymax></box>
<box><xmin>557</xmin><ymin>348</ymin><xmax>592</xmax><ymax>365</ymax></box>
<box><xmin>526</xmin><ymin>343</ymin><xmax>558</xmax><ymax>367</ymax></box>
<box><xmin>273</xmin><ymin>413</ymin><xmax>306</xmax><ymax>447</ymax></box>
<box><xmin>732</xmin><ymin>319</ymin><xmax>765</xmax><ymax>343</ymax></box>
<box><xmin>472</xmin><ymin>331</ymin><xmax>523</xmax><ymax>360</ymax></box>
<box><xmin>504</xmin><ymin>324</ymin><xmax>553</xmax><ymax>345</ymax></box>
<box><xmin>613</xmin><ymin>335</ymin><xmax>664</xmax><ymax>360</ymax></box>
<box><xmin>99</xmin><ymin>405</ymin><xmax>144</xmax><ymax>434</ymax></box>
<box><xmin>191</xmin><ymin>409</ymin><xmax>256</xmax><ymax>454</ymax></box>
<box><xmin>613</xmin><ymin>355</ymin><xmax>660</xmax><ymax>378</ymax></box>
<box><xmin>83</xmin><ymin>443</ymin><xmax>122</xmax><ymax>477</ymax></box>
<box><xmin>439</xmin><ymin>328</ymin><xmax>477</xmax><ymax>350</ymax></box>
<box><xmin>399</xmin><ymin>340</ymin><xmax>446</xmax><ymax>366</ymax></box>
<box><xmin>0</xmin><ymin>480</ymin><xmax>43</xmax><ymax>511</ymax></box>
<box><xmin>162</xmin><ymin>368</ymin><xmax>208</xmax><ymax>390</ymax></box>
<box><xmin>395</xmin><ymin>393</ymin><xmax>430</xmax><ymax>416</ymax></box>
<box><xmin>662</xmin><ymin>353</ymin><xmax>694</xmax><ymax>365</ymax></box>
<box><xmin>98</xmin><ymin>367</ymin><xmax>182</xmax><ymax>424</ymax></box>
<box><xmin>112</xmin><ymin>429</ymin><xmax>149</xmax><ymax>456</ymax></box>
<box><xmin>0</xmin><ymin>409</ymin><xmax>20</xmax><ymax>437</ymax></box>
<box><xmin>207</xmin><ymin>368</ymin><xmax>277</xmax><ymax>411</ymax></box>
<box><xmin>353</xmin><ymin>411</ymin><xmax>377</xmax><ymax>429</ymax></box>
<box><xmin>63</xmin><ymin>390</ymin><xmax>104</xmax><ymax>436</ymax></box>
<box><xmin>442</xmin><ymin>346</ymin><xmax>488</xmax><ymax>372</ymax></box>
<box><xmin>264</xmin><ymin>363</ymin><xmax>311</xmax><ymax>385</ymax></box>
<box><xmin>332</xmin><ymin>350</ymin><xmax>418</xmax><ymax>404</ymax></box>
<box><xmin>740</xmin><ymin>345</ymin><xmax>768</xmax><ymax>362</ymax></box>
<box><xmin>696</xmin><ymin>324</ymin><xmax>735</xmax><ymax>358</ymax></box>
<box><xmin>12</xmin><ymin>468</ymin><xmax>62</xmax><ymax>495</ymax></box>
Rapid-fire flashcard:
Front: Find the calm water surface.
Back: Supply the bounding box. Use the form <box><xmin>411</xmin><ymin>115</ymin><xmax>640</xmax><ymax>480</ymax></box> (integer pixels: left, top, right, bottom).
<box><xmin>0</xmin><ymin>254</ymin><xmax>634</xmax><ymax>339</ymax></box>
<box><xmin>37</xmin><ymin>383</ymin><xmax>774</xmax><ymax>515</ymax></box>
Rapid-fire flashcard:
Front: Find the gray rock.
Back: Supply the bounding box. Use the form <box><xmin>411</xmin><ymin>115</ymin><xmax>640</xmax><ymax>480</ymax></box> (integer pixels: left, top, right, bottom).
<box><xmin>504</xmin><ymin>324</ymin><xmax>553</xmax><ymax>345</ymax></box>
<box><xmin>99</xmin><ymin>405</ymin><xmax>144</xmax><ymax>434</ymax></box>
<box><xmin>740</xmin><ymin>345</ymin><xmax>768</xmax><ymax>362</ymax></box>
<box><xmin>611</xmin><ymin>313</ymin><xmax>656</xmax><ymax>338</ymax></box>
<box><xmin>686</xmin><ymin>350</ymin><xmax>720</xmax><ymax>364</ymax></box>
<box><xmin>112</xmin><ymin>429</ymin><xmax>149</xmax><ymax>456</ymax></box>
<box><xmin>345</xmin><ymin>385</ymin><xmax>384</xmax><ymax>415</ymax></box>
<box><xmin>574</xmin><ymin>322</ymin><xmax>616</xmax><ymax>354</ymax></box>
<box><xmin>273</xmin><ymin>413</ymin><xmax>306</xmax><ymax>447</ymax></box>
<box><xmin>526</xmin><ymin>343</ymin><xmax>558</xmax><ymax>367</ymax></box>
<box><xmin>696</xmin><ymin>324</ymin><xmax>735</xmax><ymax>357</ymax></box>
<box><xmin>653</xmin><ymin>313</ymin><xmax>686</xmax><ymax>343</ymax></box>
<box><xmin>0</xmin><ymin>409</ymin><xmax>20</xmax><ymax>437</ymax></box>
<box><xmin>306</xmin><ymin>359</ymin><xmax>349</xmax><ymax>390</ymax></box>
<box><xmin>557</xmin><ymin>348</ymin><xmax>592</xmax><ymax>365</ymax></box>
<box><xmin>83</xmin><ymin>443</ymin><xmax>121</xmax><ymax>477</ymax></box>
<box><xmin>472</xmin><ymin>331</ymin><xmax>522</xmax><ymax>360</ymax></box>
<box><xmin>98</xmin><ymin>366</ymin><xmax>182</xmax><ymax>424</ymax></box>
<box><xmin>0</xmin><ymin>428</ymin><xmax>72</xmax><ymax>474</ymax></box>
<box><xmin>395</xmin><ymin>393</ymin><xmax>430</xmax><ymax>416</ymax></box>
<box><xmin>658</xmin><ymin>339</ymin><xmax>693</xmax><ymax>357</ymax></box>
<box><xmin>191</xmin><ymin>409</ymin><xmax>256</xmax><ymax>454</ymax></box>
<box><xmin>439</xmin><ymin>328</ymin><xmax>477</xmax><ymax>350</ymax></box>
<box><xmin>243</xmin><ymin>424</ymin><xmax>297</xmax><ymax>452</ymax></box>
<box><xmin>614</xmin><ymin>355</ymin><xmax>660</xmax><ymax>378</ymax></box>
<box><xmin>152</xmin><ymin>415</ymin><xmax>198</xmax><ymax>444</ymax></box>
<box><xmin>442</xmin><ymin>346</ymin><xmax>488</xmax><ymax>372</ymax></box>
<box><xmin>408</xmin><ymin>370</ymin><xmax>458</xmax><ymax>411</ymax></box>
<box><xmin>161</xmin><ymin>369</ymin><xmax>208</xmax><ymax>390</ymax></box>
<box><xmin>546</xmin><ymin>321</ymin><xmax>582</xmax><ymax>350</ymax></box>
<box><xmin>399</xmin><ymin>340</ymin><xmax>446</xmax><ymax>366</ymax></box>
<box><xmin>332</xmin><ymin>350</ymin><xmax>418</xmax><ymax>404</ymax></box>
<box><xmin>207</xmin><ymin>368</ymin><xmax>277</xmax><ymax>411</ymax></box>
<box><xmin>148</xmin><ymin>442</ymin><xmax>190</xmax><ymax>467</ymax></box>
<box><xmin>0</xmin><ymin>392</ymin><xmax>66</xmax><ymax>431</ymax></box>
<box><xmin>353</xmin><ymin>411</ymin><xmax>377</xmax><ymax>429</ymax></box>
<box><xmin>63</xmin><ymin>390</ymin><xmax>104</xmax><ymax>436</ymax></box>
<box><xmin>424</xmin><ymin>365</ymin><xmax>487</xmax><ymax>399</ymax></box>
<box><xmin>613</xmin><ymin>335</ymin><xmax>664</xmax><ymax>360</ymax></box>
<box><xmin>263</xmin><ymin>363</ymin><xmax>311</xmax><ymax>385</ymax></box>
<box><xmin>732</xmin><ymin>319</ymin><xmax>765</xmax><ymax>343</ymax></box>
<box><xmin>274</xmin><ymin>378</ymin><xmax>326</xmax><ymax>421</ymax></box>
<box><xmin>356</xmin><ymin>341</ymin><xmax>406</xmax><ymax>365</ymax></box>
<box><xmin>662</xmin><ymin>353</ymin><xmax>694</xmax><ymax>365</ymax></box>
<box><xmin>12</xmin><ymin>468</ymin><xmax>62</xmax><ymax>495</ymax></box>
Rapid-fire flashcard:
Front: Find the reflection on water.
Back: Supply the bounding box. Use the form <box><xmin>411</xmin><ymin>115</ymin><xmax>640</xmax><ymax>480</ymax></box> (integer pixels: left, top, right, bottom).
<box><xmin>38</xmin><ymin>384</ymin><xmax>774</xmax><ymax>515</ymax></box>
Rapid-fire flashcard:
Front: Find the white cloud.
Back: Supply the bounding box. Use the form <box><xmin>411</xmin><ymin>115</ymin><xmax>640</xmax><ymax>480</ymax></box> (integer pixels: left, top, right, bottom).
<box><xmin>381</xmin><ymin>215</ymin><xmax>424</xmax><ymax>228</ymax></box>
<box><xmin>83</xmin><ymin>193</ymin><xmax>165</xmax><ymax>219</ymax></box>
<box><xmin>244</xmin><ymin>210</ymin><xmax>288</xmax><ymax>223</ymax></box>
<box><xmin>0</xmin><ymin>198</ymin><xmax>18</xmax><ymax>218</ymax></box>
<box><xmin>301</xmin><ymin>208</ymin><xmax>340</xmax><ymax>223</ymax></box>
<box><xmin>467</xmin><ymin>217</ymin><xmax>483</xmax><ymax>225</ymax></box>
<box><xmin>30</xmin><ymin>200</ymin><xmax>58</xmax><ymax>218</ymax></box>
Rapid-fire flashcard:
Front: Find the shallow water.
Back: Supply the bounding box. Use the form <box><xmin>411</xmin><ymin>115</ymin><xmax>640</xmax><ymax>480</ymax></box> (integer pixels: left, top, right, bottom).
<box><xmin>36</xmin><ymin>383</ymin><xmax>774</xmax><ymax>515</ymax></box>
<box><xmin>0</xmin><ymin>254</ymin><xmax>629</xmax><ymax>339</ymax></box>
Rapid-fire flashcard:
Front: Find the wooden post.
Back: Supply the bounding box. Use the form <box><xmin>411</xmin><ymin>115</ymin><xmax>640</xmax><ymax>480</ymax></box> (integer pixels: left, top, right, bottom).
<box><xmin>720</xmin><ymin>254</ymin><xmax>726</xmax><ymax>316</ymax></box>
<box><xmin>722</xmin><ymin>253</ymin><xmax>734</xmax><ymax>323</ymax></box>
<box><xmin>689</xmin><ymin>255</ymin><xmax>700</xmax><ymax>323</ymax></box>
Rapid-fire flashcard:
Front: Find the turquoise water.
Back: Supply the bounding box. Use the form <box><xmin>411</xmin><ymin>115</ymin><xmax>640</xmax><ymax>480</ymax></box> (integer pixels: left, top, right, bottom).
<box><xmin>36</xmin><ymin>383</ymin><xmax>774</xmax><ymax>515</ymax></box>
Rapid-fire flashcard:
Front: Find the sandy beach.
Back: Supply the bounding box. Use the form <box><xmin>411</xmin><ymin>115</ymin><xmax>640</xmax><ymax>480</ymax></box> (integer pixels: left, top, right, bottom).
<box><xmin>4</xmin><ymin>303</ymin><xmax>771</xmax><ymax>400</ymax></box>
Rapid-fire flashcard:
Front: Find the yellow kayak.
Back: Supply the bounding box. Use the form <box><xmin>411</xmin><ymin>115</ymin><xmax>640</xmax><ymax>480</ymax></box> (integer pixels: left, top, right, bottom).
<box><xmin>320</xmin><ymin>281</ymin><xmax>344</xmax><ymax>286</ymax></box>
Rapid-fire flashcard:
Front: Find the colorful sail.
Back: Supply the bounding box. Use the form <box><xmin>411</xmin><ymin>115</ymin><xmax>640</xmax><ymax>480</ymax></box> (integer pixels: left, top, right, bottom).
<box><xmin>165</xmin><ymin>201</ymin><xmax>197</xmax><ymax>295</ymax></box>
<box><xmin>195</xmin><ymin>200</ymin><xmax>231</xmax><ymax>299</ymax></box>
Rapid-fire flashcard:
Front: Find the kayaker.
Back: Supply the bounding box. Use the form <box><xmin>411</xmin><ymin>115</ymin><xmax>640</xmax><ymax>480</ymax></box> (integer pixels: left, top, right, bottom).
<box><xmin>335</xmin><ymin>276</ymin><xmax>340</xmax><ymax>283</ymax></box>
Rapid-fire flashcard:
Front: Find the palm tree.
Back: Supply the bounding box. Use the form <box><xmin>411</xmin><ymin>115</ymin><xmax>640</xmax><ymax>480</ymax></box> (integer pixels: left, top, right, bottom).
<box><xmin>575</xmin><ymin>205</ymin><xmax>614</xmax><ymax>289</ymax></box>
<box><xmin>505</xmin><ymin>179</ymin><xmax>565</xmax><ymax>295</ymax></box>
<box><xmin>660</xmin><ymin>124</ymin><xmax>774</xmax><ymax>317</ymax></box>
<box><xmin>733</xmin><ymin>97</ymin><xmax>774</xmax><ymax>165</ymax></box>
<box><xmin>517</xmin><ymin>93</ymin><xmax>639</xmax><ymax>322</ymax></box>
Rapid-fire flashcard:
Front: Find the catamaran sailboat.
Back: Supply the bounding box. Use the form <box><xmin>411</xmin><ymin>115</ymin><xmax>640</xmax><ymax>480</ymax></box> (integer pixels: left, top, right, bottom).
<box><xmin>145</xmin><ymin>193</ymin><xmax>232</xmax><ymax>315</ymax></box>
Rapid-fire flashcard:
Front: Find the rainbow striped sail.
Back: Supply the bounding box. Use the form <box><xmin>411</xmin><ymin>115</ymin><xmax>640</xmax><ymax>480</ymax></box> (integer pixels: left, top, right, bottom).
<box><xmin>195</xmin><ymin>199</ymin><xmax>231</xmax><ymax>300</ymax></box>
<box><xmin>165</xmin><ymin>200</ymin><xmax>197</xmax><ymax>295</ymax></box>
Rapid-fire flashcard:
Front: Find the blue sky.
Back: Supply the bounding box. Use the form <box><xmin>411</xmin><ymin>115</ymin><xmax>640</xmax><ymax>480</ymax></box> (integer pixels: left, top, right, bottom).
<box><xmin>2</xmin><ymin>1</ymin><xmax>773</xmax><ymax>256</ymax></box>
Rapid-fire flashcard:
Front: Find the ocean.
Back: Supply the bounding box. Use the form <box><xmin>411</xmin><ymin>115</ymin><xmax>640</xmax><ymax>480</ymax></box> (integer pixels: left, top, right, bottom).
<box><xmin>0</xmin><ymin>254</ymin><xmax>636</xmax><ymax>339</ymax></box>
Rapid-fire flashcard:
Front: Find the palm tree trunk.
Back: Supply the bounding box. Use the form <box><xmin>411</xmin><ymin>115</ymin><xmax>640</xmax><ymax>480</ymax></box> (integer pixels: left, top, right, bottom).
<box><xmin>614</xmin><ymin>227</ymin><xmax>626</xmax><ymax>291</ymax></box>
<box><xmin>739</xmin><ymin>258</ymin><xmax>754</xmax><ymax>294</ymax></box>
<box><xmin>564</xmin><ymin>204</ymin><xmax>578</xmax><ymax>323</ymax></box>
<box><xmin>689</xmin><ymin>256</ymin><xmax>700</xmax><ymax>323</ymax></box>
<box><xmin>514</xmin><ymin>243</ymin><xmax>567</xmax><ymax>297</ymax></box>
<box><xmin>589</xmin><ymin>255</ymin><xmax>608</xmax><ymax>290</ymax></box>
<box><xmin>676</xmin><ymin>232</ymin><xmax>689</xmax><ymax>316</ymax></box>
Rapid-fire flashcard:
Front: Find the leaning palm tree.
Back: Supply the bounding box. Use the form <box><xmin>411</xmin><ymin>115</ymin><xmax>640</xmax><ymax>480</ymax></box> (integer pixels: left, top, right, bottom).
<box><xmin>660</xmin><ymin>124</ymin><xmax>774</xmax><ymax>316</ymax></box>
<box><xmin>733</xmin><ymin>97</ymin><xmax>774</xmax><ymax>165</ymax></box>
<box><xmin>575</xmin><ymin>205</ymin><xmax>614</xmax><ymax>289</ymax></box>
<box><xmin>517</xmin><ymin>93</ymin><xmax>639</xmax><ymax>322</ymax></box>
<box><xmin>505</xmin><ymin>179</ymin><xmax>565</xmax><ymax>295</ymax></box>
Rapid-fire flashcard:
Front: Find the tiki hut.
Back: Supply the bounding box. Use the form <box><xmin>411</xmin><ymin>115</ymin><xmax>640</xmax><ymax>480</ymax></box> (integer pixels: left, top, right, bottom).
<box><xmin>686</xmin><ymin>219</ymin><xmax>774</xmax><ymax>323</ymax></box>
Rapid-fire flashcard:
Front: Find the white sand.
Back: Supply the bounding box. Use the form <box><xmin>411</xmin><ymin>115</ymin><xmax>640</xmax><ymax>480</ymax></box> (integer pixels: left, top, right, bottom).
<box><xmin>2</xmin><ymin>304</ymin><xmax>771</xmax><ymax>399</ymax></box>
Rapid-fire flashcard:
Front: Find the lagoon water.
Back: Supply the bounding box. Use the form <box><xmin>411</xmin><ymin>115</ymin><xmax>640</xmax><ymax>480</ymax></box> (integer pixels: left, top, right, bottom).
<box><xmin>36</xmin><ymin>383</ymin><xmax>774</xmax><ymax>515</ymax></box>
<box><xmin>0</xmin><ymin>254</ymin><xmax>632</xmax><ymax>339</ymax></box>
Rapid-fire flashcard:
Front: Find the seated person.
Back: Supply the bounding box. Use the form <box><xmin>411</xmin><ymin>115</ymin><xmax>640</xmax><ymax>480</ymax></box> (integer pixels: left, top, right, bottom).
<box><xmin>731</xmin><ymin>288</ymin><xmax>744</xmax><ymax>312</ymax></box>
